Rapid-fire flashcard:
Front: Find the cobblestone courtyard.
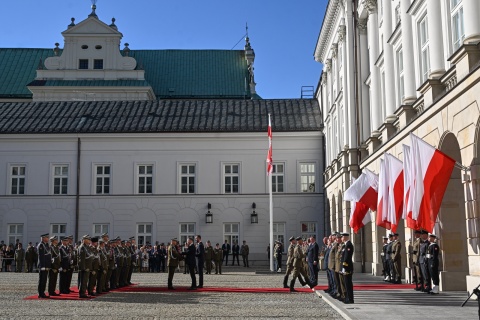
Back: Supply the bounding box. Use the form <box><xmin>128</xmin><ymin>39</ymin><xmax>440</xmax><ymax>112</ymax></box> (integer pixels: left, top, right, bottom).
<box><xmin>0</xmin><ymin>269</ymin><xmax>342</xmax><ymax>320</ymax></box>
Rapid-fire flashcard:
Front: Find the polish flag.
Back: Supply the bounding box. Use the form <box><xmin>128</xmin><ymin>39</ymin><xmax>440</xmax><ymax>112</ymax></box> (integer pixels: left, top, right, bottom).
<box><xmin>385</xmin><ymin>153</ymin><xmax>404</xmax><ymax>233</ymax></box>
<box><xmin>402</xmin><ymin>145</ymin><xmax>419</xmax><ymax>229</ymax></box>
<box><xmin>345</xmin><ymin>169</ymin><xmax>378</xmax><ymax>233</ymax></box>
<box><xmin>376</xmin><ymin>159</ymin><xmax>391</xmax><ymax>230</ymax></box>
<box><xmin>266</xmin><ymin>114</ymin><xmax>273</xmax><ymax>176</ymax></box>
<box><xmin>410</xmin><ymin>133</ymin><xmax>455</xmax><ymax>233</ymax></box>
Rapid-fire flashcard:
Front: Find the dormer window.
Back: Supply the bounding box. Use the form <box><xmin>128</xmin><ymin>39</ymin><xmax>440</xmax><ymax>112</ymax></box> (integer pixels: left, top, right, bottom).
<box><xmin>79</xmin><ymin>59</ymin><xmax>89</xmax><ymax>69</ymax></box>
<box><xmin>94</xmin><ymin>59</ymin><xmax>104</xmax><ymax>70</ymax></box>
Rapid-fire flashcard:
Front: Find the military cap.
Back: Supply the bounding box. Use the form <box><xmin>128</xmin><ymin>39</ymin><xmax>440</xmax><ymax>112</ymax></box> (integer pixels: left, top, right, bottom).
<box><xmin>67</xmin><ymin>235</ymin><xmax>74</xmax><ymax>240</ymax></box>
<box><xmin>49</xmin><ymin>236</ymin><xmax>58</xmax><ymax>241</ymax></box>
<box><xmin>82</xmin><ymin>234</ymin><xmax>91</xmax><ymax>240</ymax></box>
<box><xmin>115</xmin><ymin>236</ymin><xmax>121</xmax><ymax>241</ymax></box>
<box><xmin>289</xmin><ymin>236</ymin><xmax>295</xmax><ymax>241</ymax></box>
<box><xmin>429</xmin><ymin>234</ymin><xmax>437</xmax><ymax>238</ymax></box>
<box><xmin>60</xmin><ymin>236</ymin><xmax>68</xmax><ymax>241</ymax></box>
<box><xmin>393</xmin><ymin>233</ymin><xmax>399</xmax><ymax>236</ymax></box>
<box><xmin>40</xmin><ymin>233</ymin><xmax>49</xmax><ymax>238</ymax></box>
<box><xmin>91</xmin><ymin>237</ymin><xmax>98</xmax><ymax>243</ymax></box>
<box><xmin>420</xmin><ymin>230</ymin><xmax>429</xmax><ymax>235</ymax></box>
<box><xmin>108</xmin><ymin>239</ymin><xmax>115</xmax><ymax>244</ymax></box>
<box><xmin>341</xmin><ymin>232</ymin><xmax>350</xmax><ymax>237</ymax></box>
<box><xmin>129</xmin><ymin>236</ymin><xmax>135</xmax><ymax>240</ymax></box>
<box><xmin>414</xmin><ymin>230</ymin><xmax>421</xmax><ymax>234</ymax></box>
<box><xmin>98</xmin><ymin>239</ymin><xmax>104</xmax><ymax>243</ymax></box>
<box><xmin>335</xmin><ymin>233</ymin><xmax>342</xmax><ymax>238</ymax></box>
<box><xmin>101</xmin><ymin>233</ymin><xmax>109</xmax><ymax>238</ymax></box>
<box><xmin>382</xmin><ymin>236</ymin><xmax>388</xmax><ymax>239</ymax></box>
<box><xmin>295</xmin><ymin>236</ymin><xmax>302</xmax><ymax>240</ymax></box>
<box><xmin>388</xmin><ymin>233</ymin><xmax>394</xmax><ymax>237</ymax></box>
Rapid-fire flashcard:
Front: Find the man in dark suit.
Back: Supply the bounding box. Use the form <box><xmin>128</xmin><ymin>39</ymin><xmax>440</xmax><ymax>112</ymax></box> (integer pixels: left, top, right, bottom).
<box><xmin>195</xmin><ymin>235</ymin><xmax>205</xmax><ymax>288</ymax></box>
<box><xmin>231</xmin><ymin>241</ymin><xmax>240</xmax><ymax>266</ymax></box>
<box><xmin>222</xmin><ymin>240</ymin><xmax>230</xmax><ymax>266</ymax></box>
<box><xmin>340</xmin><ymin>233</ymin><xmax>354</xmax><ymax>304</ymax></box>
<box><xmin>306</xmin><ymin>235</ymin><xmax>320</xmax><ymax>286</ymax></box>
<box><xmin>37</xmin><ymin>233</ymin><xmax>52</xmax><ymax>298</ymax></box>
<box><xmin>182</xmin><ymin>237</ymin><xmax>197</xmax><ymax>289</ymax></box>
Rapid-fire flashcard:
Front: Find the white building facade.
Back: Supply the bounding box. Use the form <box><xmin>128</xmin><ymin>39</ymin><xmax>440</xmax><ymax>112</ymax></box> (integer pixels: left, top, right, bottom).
<box><xmin>316</xmin><ymin>0</ymin><xmax>480</xmax><ymax>292</ymax></box>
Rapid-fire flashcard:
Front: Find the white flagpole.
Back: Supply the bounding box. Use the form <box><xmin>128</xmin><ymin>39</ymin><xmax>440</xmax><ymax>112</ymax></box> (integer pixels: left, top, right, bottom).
<box><xmin>269</xmin><ymin>171</ymin><xmax>274</xmax><ymax>272</ymax></box>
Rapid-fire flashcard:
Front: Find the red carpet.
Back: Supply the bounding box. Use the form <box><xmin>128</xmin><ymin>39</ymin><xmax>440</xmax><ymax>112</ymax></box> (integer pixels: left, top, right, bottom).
<box><xmin>25</xmin><ymin>283</ymin><xmax>415</xmax><ymax>299</ymax></box>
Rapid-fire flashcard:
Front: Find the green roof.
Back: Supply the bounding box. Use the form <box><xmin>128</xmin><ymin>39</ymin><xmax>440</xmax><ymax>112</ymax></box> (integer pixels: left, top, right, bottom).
<box><xmin>0</xmin><ymin>48</ymin><xmax>255</xmax><ymax>99</ymax></box>
<box><xmin>28</xmin><ymin>79</ymin><xmax>151</xmax><ymax>87</ymax></box>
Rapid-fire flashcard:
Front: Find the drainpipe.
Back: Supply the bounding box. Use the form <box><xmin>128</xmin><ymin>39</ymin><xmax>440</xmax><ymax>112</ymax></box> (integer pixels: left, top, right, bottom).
<box><xmin>75</xmin><ymin>137</ymin><xmax>81</xmax><ymax>241</ymax></box>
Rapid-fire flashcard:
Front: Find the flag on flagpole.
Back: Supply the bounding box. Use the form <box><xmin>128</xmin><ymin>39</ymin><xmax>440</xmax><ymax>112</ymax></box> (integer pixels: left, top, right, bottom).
<box><xmin>403</xmin><ymin>144</ymin><xmax>419</xmax><ymax>229</ymax></box>
<box><xmin>410</xmin><ymin>133</ymin><xmax>455</xmax><ymax>233</ymax></box>
<box><xmin>385</xmin><ymin>153</ymin><xmax>404</xmax><ymax>233</ymax></box>
<box><xmin>376</xmin><ymin>159</ymin><xmax>391</xmax><ymax>230</ymax></box>
<box><xmin>345</xmin><ymin>169</ymin><xmax>378</xmax><ymax>233</ymax></box>
<box><xmin>266</xmin><ymin>114</ymin><xmax>273</xmax><ymax>176</ymax></box>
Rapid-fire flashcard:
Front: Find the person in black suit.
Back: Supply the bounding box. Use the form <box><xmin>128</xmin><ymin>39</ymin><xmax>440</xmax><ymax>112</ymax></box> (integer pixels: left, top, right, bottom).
<box><xmin>231</xmin><ymin>241</ymin><xmax>240</xmax><ymax>266</ymax></box>
<box><xmin>340</xmin><ymin>233</ymin><xmax>354</xmax><ymax>304</ymax></box>
<box><xmin>222</xmin><ymin>240</ymin><xmax>230</xmax><ymax>266</ymax></box>
<box><xmin>182</xmin><ymin>237</ymin><xmax>197</xmax><ymax>289</ymax></box>
<box><xmin>158</xmin><ymin>243</ymin><xmax>167</xmax><ymax>272</ymax></box>
<box><xmin>306</xmin><ymin>235</ymin><xmax>320</xmax><ymax>286</ymax></box>
<box><xmin>37</xmin><ymin>233</ymin><xmax>52</xmax><ymax>298</ymax></box>
<box><xmin>195</xmin><ymin>235</ymin><xmax>205</xmax><ymax>288</ymax></box>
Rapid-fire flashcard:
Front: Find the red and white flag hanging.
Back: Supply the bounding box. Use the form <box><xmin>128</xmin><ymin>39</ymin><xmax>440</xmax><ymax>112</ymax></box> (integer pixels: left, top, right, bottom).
<box><xmin>402</xmin><ymin>144</ymin><xmax>419</xmax><ymax>229</ymax></box>
<box><xmin>385</xmin><ymin>153</ymin><xmax>404</xmax><ymax>233</ymax></box>
<box><xmin>266</xmin><ymin>114</ymin><xmax>273</xmax><ymax>176</ymax></box>
<box><xmin>376</xmin><ymin>158</ymin><xmax>391</xmax><ymax>230</ymax></box>
<box><xmin>410</xmin><ymin>133</ymin><xmax>455</xmax><ymax>233</ymax></box>
<box><xmin>345</xmin><ymin>169</ymin><xmax>378</xmax><ymax>233</ymax></box>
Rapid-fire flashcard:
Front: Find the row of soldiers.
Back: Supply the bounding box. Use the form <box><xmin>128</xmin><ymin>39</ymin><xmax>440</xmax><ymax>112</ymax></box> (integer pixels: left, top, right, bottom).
<box><xmin>37</xmin><ymin>232</ymin><xmax>137</xmax><ymax>298</ymax></box>
<box><xmin>322</xmin><ymin>232</ymin><xmax>355</xmax><ymax>304</ymax></box>
<box><xmin>381</xmin><ymin>233</ymin><xmax>402</xmax><ymax>284</ymax></box>
<box><xmin>411</xmin><ymin>230</ymin><xmax>441</xmax><ymax>294</ymax></box>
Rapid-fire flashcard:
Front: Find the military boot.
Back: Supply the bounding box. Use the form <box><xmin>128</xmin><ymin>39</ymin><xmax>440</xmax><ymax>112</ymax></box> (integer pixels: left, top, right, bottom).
<box><xmin>289</xmin><ymin>278</ymin><xmax>297</xmax><ymax>292</ymax></box>
<box><xmin>283</xmin><ymin>275</ymin><xmax>289</xmax><ymax>288</ymax></box>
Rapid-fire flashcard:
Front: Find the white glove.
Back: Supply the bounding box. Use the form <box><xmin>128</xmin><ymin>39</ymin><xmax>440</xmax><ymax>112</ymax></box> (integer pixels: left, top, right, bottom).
<box><xmin>40</xmin><ymin>267</ymin><xmax>46</xmax><ymax>271</ymax></box>
<box><xmin>341</xmin><ymin>268</ymin><xmax>345</xmax><ymax>274</ymax></box>
<box><xmin>59</xmin><ymin>267</ymin><xmax>63</xmax><ymax>272</ymax></box>
<box><xmin>85</xmin><ymin>268</ymin><xmax>90</xmax><ymax>272</ymax></box>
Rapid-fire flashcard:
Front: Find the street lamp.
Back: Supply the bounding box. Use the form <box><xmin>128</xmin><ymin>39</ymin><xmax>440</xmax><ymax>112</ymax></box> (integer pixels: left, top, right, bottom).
<box><xmin>206</xmin><ymin>203</ymin><xmax>213</xmax><ymax>223</ymax></box>
<box><xmin>251</xmin><ymin>202</ymin><xmax>258</xmax><ymax>224</ymax></box>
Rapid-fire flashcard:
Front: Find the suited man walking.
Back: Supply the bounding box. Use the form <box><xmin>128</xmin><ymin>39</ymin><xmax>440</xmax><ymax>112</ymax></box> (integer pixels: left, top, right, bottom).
<box><xmin>306</xmin><ymin>235</ymin><xmax>320</xmax><ymax>286</ymax></box>
<box><xmin>195</xmin><ymin>235</ymin><xmax>205</xmax><ymax>288</ymax></box>
<box><xmin>182</xmin><ymin>238</ymin><xmax>197</xmax><ymax>290</ymax></box>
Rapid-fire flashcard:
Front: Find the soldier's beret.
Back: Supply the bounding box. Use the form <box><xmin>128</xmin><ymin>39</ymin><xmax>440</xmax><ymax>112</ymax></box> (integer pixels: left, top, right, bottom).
<box><xmin>295</xmin><ymin>236</ymin><xmax>302</xmax><ymax>240</ymax></box>
<box><xmin>289</xmin><ymin>236</ymin><xmax>295</xmax><ymax>241</ymax></box>
<box><xmin>82</xmin><ymin>234</ymin><xmax>91</xmax><ymax>240</ymax></box>
<box><xmin>41</xmin><ymin>233</ymin><xmax>49</xmax><ymax>238</ymax></box>
<box><xmin>91</xmin><ymin>237</ymin><xmax>98</xmax><ymax>243</ymax></box>
<box><xmin>49</xmin><ymin>236</ymin><xmax>58</xmax><ymax>241</ymax></box>
<box><xmin>429</xmin><ymin>234</ymin><xmax>437</xmax><ymax>238</ymax></box>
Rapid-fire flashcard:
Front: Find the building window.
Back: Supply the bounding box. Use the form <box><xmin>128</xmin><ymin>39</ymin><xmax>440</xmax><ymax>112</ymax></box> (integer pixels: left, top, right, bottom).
<box><xmin>223</xmin><ymin>164</ymin><xmax>240</xmax><ymax>194</ymax></box>
<box><xmin>224</xmin><ymin>223</ymin><xmax>239</xmax><ymax>245</ymax></box>
<box><xmin>79</xmin><ymin>59</ymin><xmax>89</xmax><ymax>69</ymax></box>
<box><xmin>8</xmin><ymin>224</ymin><xmax>23</xmax><ymax>245</ymax></box>
<box><xmin>179</xmin><ymin>223</ymin><xmax>195</xmax><ymax>245</ymax></box>
<box><xmin>272</xmin><ymin>163</ymin><xmax>285</xmax><ymax>193</ymax></box>
<box><xmin>451</xmin><ymin>0</ymin><xmax>464</xmax><ymax>51</ymax></box>
<box><xmin>300</xmin><ymin>163</ymin><xmax>316</xmax><ymax>193</ymax></box>
<box><xmin>333</xmin><ymin>116</ymin><xmax>338</xmax><ymax>155</ymax></box>
<box><xmin>93</xmin><ymin>59</ymin><xmax>103</xmax><ymax>70</ymax></box>
<box><xmin>137</xmin><ymin>164</ymin><xmax>153</xmax><ymax>194</ymax></box>
<box><xmin>137</xmin><ymin>223</ymin><xmax>152</xmax><ymax>246</ymax></box>
<box><xmin>51</xmin><ymin>224</ymin><xmax>67</xmax><ymax>239</ymax></box>
<box><xmin>93</xmin><ymin>224</ymin><xmax>109</xmax><ymax>237</ymax></box>
<box><xmin>273</xmin><ymin>222</ymin><xmax>285</xmax><ymax>249</ymax></box>
<box><xmin>180</xmin><ymin>164</ymin><xmax>196</xmax><ymax>194</ymax></box>
<box><xmin>53</xmin><ymin>165</ymin><xmax>68</xmax><ymax>195</ymax></box>
<box><xmin>10</xmin><ymin>165</ymin><xmax>26</xmax><ymax>195</ymax></box>
<box><xmin>301</xmin><ymin>222</ymin><xmax>317</xmax><ymax>240</ymax></box>
<box><xmin>95</xmin><ymin>165</ymin><xmax>111</xmax><ymax>194</ymax></box>
<box><xmin>419</xmin><ymin>15</ymin><xmax>430</xmax><ymax>82</ymax></box>
<box><xmin>397</xmin><ymin>48</ymin><xmax>404</xmax><ymax>105</ymax></box>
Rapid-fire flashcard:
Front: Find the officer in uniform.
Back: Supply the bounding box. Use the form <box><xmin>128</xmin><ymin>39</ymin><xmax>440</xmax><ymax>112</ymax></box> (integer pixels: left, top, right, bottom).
<box><xmin>167</xmin><ymin>237</ymin><xmax>182</xmax><ymax>289</ymax></box>
<box><xmin>107</xmin><ymin>239</ymin><xmax>117</xmax><ymax>290</ymax></box>
<box><xmin>419</xmin><ymin>230</ymin><xmax>431</xmax><ymax>292</ymax></box>
<box><xmin>66</xmin><ymin>235</ymin><xmax>75</xmax><ymax>292</ymax></box>
<box><xmin>391</xmin><ymin>233</ymin><xmax>402</xmax><ymax>284</ymax></box>
<box><xmin>283</xmin><ymin>236</ymin><xmax>297</xmax><ymax>288</ymax></box>
<box><xmin>380</xmin><ymin>236</ymin><xmax>388</xmax><ymax>280</ymax></box>
<box><xmin>427</xmin><ymin>234</ymin><xmax>440</xmax><ymax>294</ymax></box>
<box><xmin>213</xmin><ymin>243</ymin><xmax>223</xmax><ymax>274</ymax></box>
<box><xmin>127</xmin><ymin>237</ymin><xmax>136</xmax><ymax>284</ymax></box>
<box><xmin>47</xmin><ymin>236</ymin><xmax>61</xmax><ymax>296</ymax></box>
<box><xmin>37</xmin><ymin>233</ymin><xmax>52</xmax><ymax>298</ymax></box>
<box><xmin>88</xmin><ymin>237</ymin><xmax>100</xmax><ymax>296</ymax></box>
<box><xmin>123</xmin><ymin>240</ymin><xmax>131</xmax><ymax>286</ymax></box>
<box><xmin>97</xmin><ymin>239</ymin><xmax>108</xmax><ymax>294</ymax></box>
<box><xmin>327</xmin><ymin>233</ymin><xmax>339</xmax><ymax>297</ymax></box>
<box><xmin>78</xmin><ymin>235</ymin><xmax>92</xmax><ymax>298</ymax></box>
<box><xmin>59</xmin><ymin>236</ymin><xmax>71</xmax><ymax>294</ymax></box>
<box><xmin>411</xmin><ymin>230</ymin><xmax>423</xmax><ymax>290</ymax></box>
<box><xmin>114</xmin><ymin>237</ymin><xmax>124</xmax><ymax>288</ymax></box>
<box><xmin>204</xmin><ymin>241</ymin><xmax>214</xmax><ymax>274</ymax></box>
<box><xmin>340</xmin><ymin>233</ymin><xmax>354</xmax><ymax>304</ymax></box>
<box><xmin>335</xmin><ymin>234</ymin><xmax>346</xmax><ymax>301</ymax></box>
<box><xmin>240</xmin><ymin>240</ymin><xmax>250</xmax><ymax>268</ymax></box>
<box><xmin>384</xmin><ymin>233</ymin><xmax>394</xmax><ymax>281</ymax></box>
<box><xmin>289</xmin><ymin>237</ymin><xmax>314</xmax><ymax>292</ymax></box>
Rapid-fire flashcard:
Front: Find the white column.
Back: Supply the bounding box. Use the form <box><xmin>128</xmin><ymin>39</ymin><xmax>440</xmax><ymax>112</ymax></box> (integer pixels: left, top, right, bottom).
<box><xmin>400</xmin><ymin>0</ymin><xmax>417</xmax><ymax>104</ymax></box>
<box><xmin>367</xmin><ymin>5</ymin><xmax>381</xmax><ymax>135</ymax></box>
<box><xmin>426</xmin><ymin>0</ymin><xmax>445</xmax><ymax>78</ymax></box>
<box><xmin>464</xmin><ymin>0</ymin><xmax>480</xmax><ymax>43</ymax></box>
<box><xmin>358</xmin><ymin>19</ymin><xmax>371</xmax><ymax>143</ymax></box>
<box><xmin>382</xmin><ymin>0</ymin><xmax>396</xmax><ymax>120</ymax></box>
<box><xmin>343</xmin><ymin>0</ymin><xmax>357</xmax><ymax>148</ymax></box>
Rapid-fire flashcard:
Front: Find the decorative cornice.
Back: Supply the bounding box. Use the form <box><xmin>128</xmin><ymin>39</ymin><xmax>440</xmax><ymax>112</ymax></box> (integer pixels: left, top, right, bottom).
<box><xmin>363</xmin><ymin>0</ymin><xmax>378</xmax><ymax>15</ymax></box>
<box><xmin>338</xmin><ymin>25</ymin><xmax>346</xmax><ymax>43</ymax></box>
<box><xmin>314</xmin><ymin>0</ymin><xmax>343</xmax><ymax>62</ymax></box>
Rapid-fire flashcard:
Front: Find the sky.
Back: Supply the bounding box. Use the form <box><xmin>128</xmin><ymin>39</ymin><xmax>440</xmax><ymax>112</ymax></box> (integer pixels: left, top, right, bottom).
<box><xmin>1</xmin><ymin>0</ymin><xmax>327</xmax><ymax>99</ymax></box>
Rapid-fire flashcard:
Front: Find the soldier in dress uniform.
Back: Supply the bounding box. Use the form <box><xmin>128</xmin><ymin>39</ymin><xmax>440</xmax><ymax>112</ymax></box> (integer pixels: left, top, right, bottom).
<box><xmin>411</xmin><ymin>230</ymin><xmax>423</xmax><ymax>291</ymax></box>
<box><xmin>127</xmin><ymin>237</ymin><xmax>136</xmax><ymax>284</ymax></box>
<box><xmin>427</xmin><ymin>234</ymin><xmax>440</xmax><ymax>294</ymax></box>
<box><xmin>107</xmin><ymin>239</ymin><xmax>117</xmax><ymax>290</ymax></box>
<box><xmin>335</xmin><ymin>234</ymin><xmax>346</xmax><ymax>301</ymax></box>
<box><xmin>240</xmin><ymin>240</ymin><xmax>250</xmax><ymax>268</ymax></box>
<box><xmin>419</xmin><ymin>230</ymin><xmax>431</xmax><ymax>292</ymax></box>
<box><xmin>327</xmin><ymin>233</ymin><xmax>339</xmax><ymax>297</ymax></box>
<box><xmin>123</xmin><ymin>240</ymin><xmax>131</xmax><ymax>286</ymax></box>
<box><xmin>283</xmin><ymin>236</ymin><xmax>297</xmax><ymax>288</ymax></box>
<box><xmin>289</xmin><ymin>237</ymin><xmax>314</xmax><ymax>292</ymax></box>
<box><xmin>204</xmin><ymin>241</ymin><xmax>214</xmax><ymax>274</ymax></box>
<box><xmin>384</xmin><ymin>233</ymin><xmax>394</xmax><ymax>282</ymax></box>
<box><xmin>66</xmin><ymin>235</ymin><xmax>75</xmax><ymax>292</ymax></box>
<box><xmin>59</xmin><ymin>236</ymin><xmax>71</xmax><ymax>294</ymax></box>
<box><xmin>88</xmin><ymin>237</ymin><xmax>100</xmax><ymax>296</ymax></box>
<box><xmin>340</xmin><ymin>233</ymin><xmax>354</xmax><ymax>304</ymax></box>
<box><xmin>167</xmin><ymin>237</ymin><xmax>182</xmax><ymax>289</ymax></box>
<box><xmin>381</xmin><ymin>236</ymin><xmax>388</xmax><ymax>280</ymax></box>
<box><xmin>391</xmin><ymin>233</ymin><xmax>402</xmax><ymax>284</ymax></box>
<box><xmin>48</xmin><ymin>236</ymin><xmax>61</xmax><ymax>296</ymax></box>
<box><xmin>97</xmin><ymin>239</ymin><xmax>108</xmax><ymax>294</ymax></box>
<box><xmin>213</xmin><ymin>243</ymin><xmax>223</xmax><ymax>274</ymax></box>
<box><xmin>37</xmin><ymin>233</ymin><xmax>52</xmax><ymax>298</ymax></box>
<box><xmin>114</xmin><ymin>237</ymin><xmax>124</xmax><ymax>288</ymax></box>
<box><xmin>77</xmin><ymin>235</ymin><xmax>92</xmax><ymax>298</ymax></box>
<box><xmin>25</xmin><ymin>242</ymin><xmax>35</xmax><ymax>273</ymax></box>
